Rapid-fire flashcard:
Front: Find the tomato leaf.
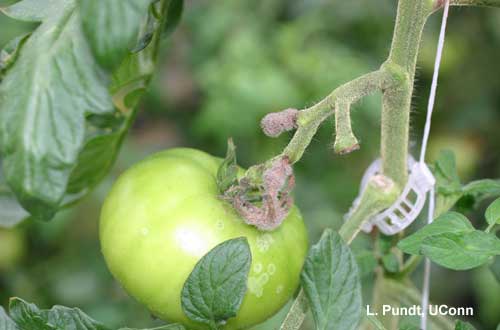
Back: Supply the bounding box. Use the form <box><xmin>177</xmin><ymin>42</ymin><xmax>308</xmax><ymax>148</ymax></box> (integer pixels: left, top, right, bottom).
<box><xmin>490</xmin><ymin>256</ymin><xmax>500</xmax><ymax>283</ymax></box>
<box><xmin>365</xmin><ymin>314</ymin><xmax>389</xmax><ymax>330</ymax></box>
<box><xmin>9</xmin><ymin>297</ymin><xmax>110</xmax><ymax>330</ymax></box>
<box><xmin>163</xmin><ymin>0</ymin><xmax>184</xmax><ymax>36</ymax></box>
<box><xmin>455</xmin><ymin>320</ymin><xmax>476</xmax><ymax>330</ymax></box>
<box><xmin>462</xmin><ymin>179</ymin><xmax>500</xmax><ymax>197</ymax></box>
<box><xmin>398</xmin><ymin>324</ymin><xmax>420</xmax><ymax>330</ymax></box>
<box><xmin>301</xmin><ymin>229</ymin><xmax>362</xmax><ymax>330</ymax></box>
<box><xmin>66</xmin><ymin>1</ymin><xmax>165</xmax><ymax>206</ymax></box>
<box><xmin>120</xmin><ymin>325</ymin><xmax>186</xmax><ymax>330</ymax></box>
<box><xmin>421</xmin><ymin>231</ymin><xmax>500</xmax><ymax>270</ymax></box>
<box><xmin>381</xmin><ymin>252</ymin><xmax>399</xmax><ymax>273</ymax></box>
<box><xmin>434</xmin><ymin>150</ymin><xmax>461</xmax><ymax>186</ymax></box>
<box><xmin>430</xmin><ymin>151</ymin><xmax>500</xmax><ymax>217</ymax></box>
<box><xmin>0</xmin><ymin>33</ymin><xmax>30</xmax><ymax>78</ymax></box>
<box><xmin>485</xmin><ymin>197</ymin><xmax>500</xmax><ymax>226</ymax></box>
<box><xmin>0</xmin><ymin>306</ymin><xmax>17</xmax><ymax>330</ymax></box>
<box><xmin>354</xmin><ymin>249</ymin><xmax>377</xmax><ymax>278</ymax></box>
<box><xmin>432</xmin><ymin>151</ymin><xmax>463</xmax><ymax>217</ymax></box>
<box><xmin>397</xmin><ymin>212</ymin><xmax>474</xmax><ymax>255</ymax></box>
<box><xmin>4</xmin><ymin>298</ymin><xmax>184</xmax><ymax>330</ymax></box>
<box><xmin>456</xmin><ymin>179</ymin><xmax>500</xmax><ymax>214</ymax></box>
<box><xmin>0</xmin><ymin>0</ymin><xmax>57</xmax><ymax>22</ymax></box>
<box><xmin>181</xmin><ymin>237</ymin><xmax>252</xmax><ymax>328</ymax></box>
<box><xmin>0</xmin><ymin>160</ymin><xmax>29</xmax><ymax>228</ymax></box>
<box><xmin>0</xmin><ymin>0</ymin><xmax>115</xmax><ymax>220</ymax></box>
<box><xmin>79</xmin><ymin>0</ymin><xmax>153</xmax><ymax>71</ymax></box>
<box><xmin>0</xmin><ymin>0</ymin><xmax>171</xmax><ymax>222</ymax></box>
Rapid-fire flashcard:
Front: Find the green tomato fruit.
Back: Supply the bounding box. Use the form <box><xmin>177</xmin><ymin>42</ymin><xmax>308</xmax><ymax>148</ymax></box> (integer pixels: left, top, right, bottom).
<box><xmin>100</xmin><ymin>148</ymin><xmax>308</xmax><ymax>330</ymax></box>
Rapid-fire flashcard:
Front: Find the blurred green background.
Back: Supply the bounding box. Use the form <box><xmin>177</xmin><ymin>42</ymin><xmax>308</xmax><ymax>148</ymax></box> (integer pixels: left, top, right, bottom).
<box><xmin>1</xmin><ymin>0</ymin><xmax>499</xmax><ymax>329</ymax></box>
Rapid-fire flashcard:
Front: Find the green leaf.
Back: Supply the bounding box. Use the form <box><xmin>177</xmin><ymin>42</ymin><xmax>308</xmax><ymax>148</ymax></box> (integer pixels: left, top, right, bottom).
<box><xmin>0</xmin><ymin>0</ymin><xmax>60</xmax><ymax>22</ymax></box>
<box><xmin>301</xmin><ymin>229</ymin><xmax>362</xmax><ymax>330</ymax></box>
<box><xmin>377</xmin><ymin>234</ymin><xmax>394</xmax><ymax>255</ymax></box>
<box><xmin>164</xmin><ymin>0</ymin><xmax>184</xmax><ymax>36</ymax></box>
<box><xmin>3</xmin><ymin>298</ymin><xmax>182</xmax><ymax>330</ymax></box>
<box><xmin>72</xmin><ymin>1</ymin><xmax>168</xmax><ymax>194</ymax></box>
<box><xmin>485</xmin><ymin>197</ymin><xmax>500</xmax><ymax>226</ymax></box>
<box><xmin>354</xmin><ymin>249</ymin><xmax>377</xmax><ymax>278</ymax></box>
<box><xmin>490</xmin><ymin>256</ymin><xmax>500</xmax><ymax>283</ymax></box>
<box><xmin>66</xmin><ymin>1</ymin><xmax>169</xmax><ymax>202</ymax></box>
<box><xmin>0</xmin><ymin>306</ymin><xmax>18</xmax><ymax>330</ymax></box>
<box><xmin>0</xmin><ymin>0</ymin><xmax>114</xmax><ymax>220</ymax></box>
<box><xmin>398</xmin><ymin>212</ymin><xmax>474</xmax><ymax>255</ymax></box>
<box><xmin>456</xmin><ymin>179</ymin><xmax>500</xmax><ymax>214</ymax></box>
<box><xmin>9</xmin><ymin>298</ymin><xmax>110</xmax><ymax>330</ymax></box>
<box><xmin>0</xmin><ymin>161</ymin><xmax>29</xmax><ymax>228</ymax></box>
<box><xmin>421</xmin><ymin>231</ymin><xmax>500</xmax><ymax>270</ymax></box>
<box><xmin>455</xmin><ymin>320</ymin><xmax>476</xmax><ymax>330</ymax></box>
<box><xmin>435</xmin><ymin>192</ymin><xmax>463</xmax><ymax>218</ymax></box>
<box><xmin>217</xmin><ymin>138</ymin><xmax>239</xmax><ymax>194</ymax></box>
<box><xmin>0</xmin><ymin>33</ymin><xmax>30</xmax><ymax>78</ymax></box>
<box><xmin>399</xmin><ymin>324</ymin><xmax>420</xmax><ymax>330</ymax></box>
<box><xmin>435</xmin><ymin>150</ymin><xmax>461</xmax><ymax>186</ymax></box>
<box><xmin>0</xmin><ymin>189</ymin><xmax>30</xmax><ymax>228</ymax></box>
<box><xmin>65</xmin><ymin>1</ymin><xmax>168</xmax><ymax>200</ymax></box>
<box><xmin>381</xmin><ymin>253</ymin><xmax>399</xmax><ymax>273</ymax></box>
<box><xmin>79</xmin><ymin>0</ymin><xmax>153</xmax><ymax>70</ymax></box>
<box><xmin>110</xmin><ymin>2</ymin><xmax>164</xmax><ymax>108</ymax></box>
<box><xmin>181</xmin><ymin>237</ymin><xmax>252</xmax><ymax>328</ymax></box>
<box><xmin>364</xmin><ymin>314</ymin><xmax>388</xmax><ymax>330</ymax></box>
<box><xmin>0</xmin><ymin>0</ymin><xmax>169</xmax><ymax>221</ymax></box>
<box><xmin>120</xmin><ymin>325</ymin><xmax>185</xmax><ymax>330</ymax></box>
<box><xmin>432</xmin><ymin>150</ymin><xmax>463</xmax><ymax>217</ymax></box>
<box><xmin>462</xmin><ymin>179</ymin><xmax>500</xmax><ymax>198</ymax></box>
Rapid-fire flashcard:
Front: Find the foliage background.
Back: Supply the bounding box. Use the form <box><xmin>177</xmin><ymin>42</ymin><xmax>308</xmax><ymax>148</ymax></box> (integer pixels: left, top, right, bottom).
<box><xmin>0</xmin><ymin>0</ymin><xmax>499</xmax><ymax>329</ymax></box>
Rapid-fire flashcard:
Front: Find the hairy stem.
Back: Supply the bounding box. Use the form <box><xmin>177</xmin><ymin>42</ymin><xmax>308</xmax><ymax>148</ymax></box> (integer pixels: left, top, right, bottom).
<box><xmin>334</xmin><ymin>102</ymin><xmax>358</xmax><ymax>154</ymax></box>
<box><xmin>340</xmin><ymin>175</ymin><xmax>400</xmax><ymax>244</ymax></box>
<box><xmin>381</xmin><ymin>0</ymin><xmax>433</xmax><ymax>186</ymax></box>
<box><xmin>284</xmin><ymin>70</ymin><xmax>391</xmax><ymax>163</ymax></box>
<box><xmin>279</xmin><ymin>290</ymin><xmax>308</xmax><ymax>330</ymax></box>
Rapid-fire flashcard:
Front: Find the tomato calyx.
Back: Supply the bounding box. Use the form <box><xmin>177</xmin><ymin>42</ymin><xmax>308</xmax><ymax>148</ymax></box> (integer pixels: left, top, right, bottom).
<box><xmin>217</xmin><ymin>140</ymin><xmax>295</xmax><ymax>231</ymax></box>
<box><xmin>217</xmin><ymin>138</ymin><xmax>239</xmax><ymax>194</ymax></box>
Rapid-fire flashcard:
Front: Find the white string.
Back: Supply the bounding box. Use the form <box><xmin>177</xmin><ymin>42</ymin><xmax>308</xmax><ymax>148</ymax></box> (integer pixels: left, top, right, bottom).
<box><xmin>420</xmin><ymin>188</ymin><xmax>435</xmax><ymax>330</ymax></box>
<box><xmin>419</xmin><ymin>0</ymin><xmax>451</xmax><ymax>163</ymax></box>
<box><xmin>420</xmin><ymin>1</ymin><xmax>450</xmax><ymax>329</ymax></box>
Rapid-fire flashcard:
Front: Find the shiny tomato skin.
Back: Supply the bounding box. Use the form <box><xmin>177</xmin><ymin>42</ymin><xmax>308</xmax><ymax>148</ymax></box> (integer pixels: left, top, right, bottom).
<box><xmin>100</xmin><ymin>148</ymin><xmax>308</xmax><ymax>330</ymax></box>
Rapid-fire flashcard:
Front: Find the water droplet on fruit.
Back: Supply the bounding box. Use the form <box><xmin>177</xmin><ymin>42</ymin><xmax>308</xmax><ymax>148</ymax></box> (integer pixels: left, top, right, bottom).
<box><xmin>141</xmin><ymin>228</ymin><xmax>149</xmax><ymax>236</ymax></box>
<box><xmin>256</xmin><ymin>234</ymin><xmax>275</xmax><ymax>252</ymax></box>
<box><xmin>276</xmin><ymin>285</ymin><xmax>283</xmax><ymax>294</ymax></box>
<box><xmin>254</xmin><ymin>263</ymin><xmax>263</xmax><ymax>273</ymax></box>
<box><xmin>268</xmin><ymin>263</ymin><xmax>276</xmax><ymax>275</ymax></box>
<box><xmin>215</xmin><ymin>219</ymin><xmax>224</xmax><ymax>230</ymax></box>
<box><xmin>248</xmin><ymin>273</ymin><xmax>270</xmax><ymax>298</ymax></box>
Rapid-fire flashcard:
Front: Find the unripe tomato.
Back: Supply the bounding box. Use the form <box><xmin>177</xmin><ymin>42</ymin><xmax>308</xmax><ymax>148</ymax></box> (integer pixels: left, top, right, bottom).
<box><xmin>100</xmin><ymin>148</ymin><xmax>308</xmax><ymax>330</ymax></box>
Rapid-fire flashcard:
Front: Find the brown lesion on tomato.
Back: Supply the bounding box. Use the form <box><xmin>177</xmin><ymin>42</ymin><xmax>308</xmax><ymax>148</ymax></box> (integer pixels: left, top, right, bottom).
<box><xmin>223</xmin><ymin>157</ymin><xmax>295</xmax><ymax>231</ymax></box>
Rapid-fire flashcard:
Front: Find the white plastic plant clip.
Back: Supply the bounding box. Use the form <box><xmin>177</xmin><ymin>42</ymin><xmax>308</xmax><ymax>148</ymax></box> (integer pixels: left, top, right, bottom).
<box><xmin>346</xmin><ymin>156</ymin><xmax>435</xmax><ymax>235</ymax></box>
